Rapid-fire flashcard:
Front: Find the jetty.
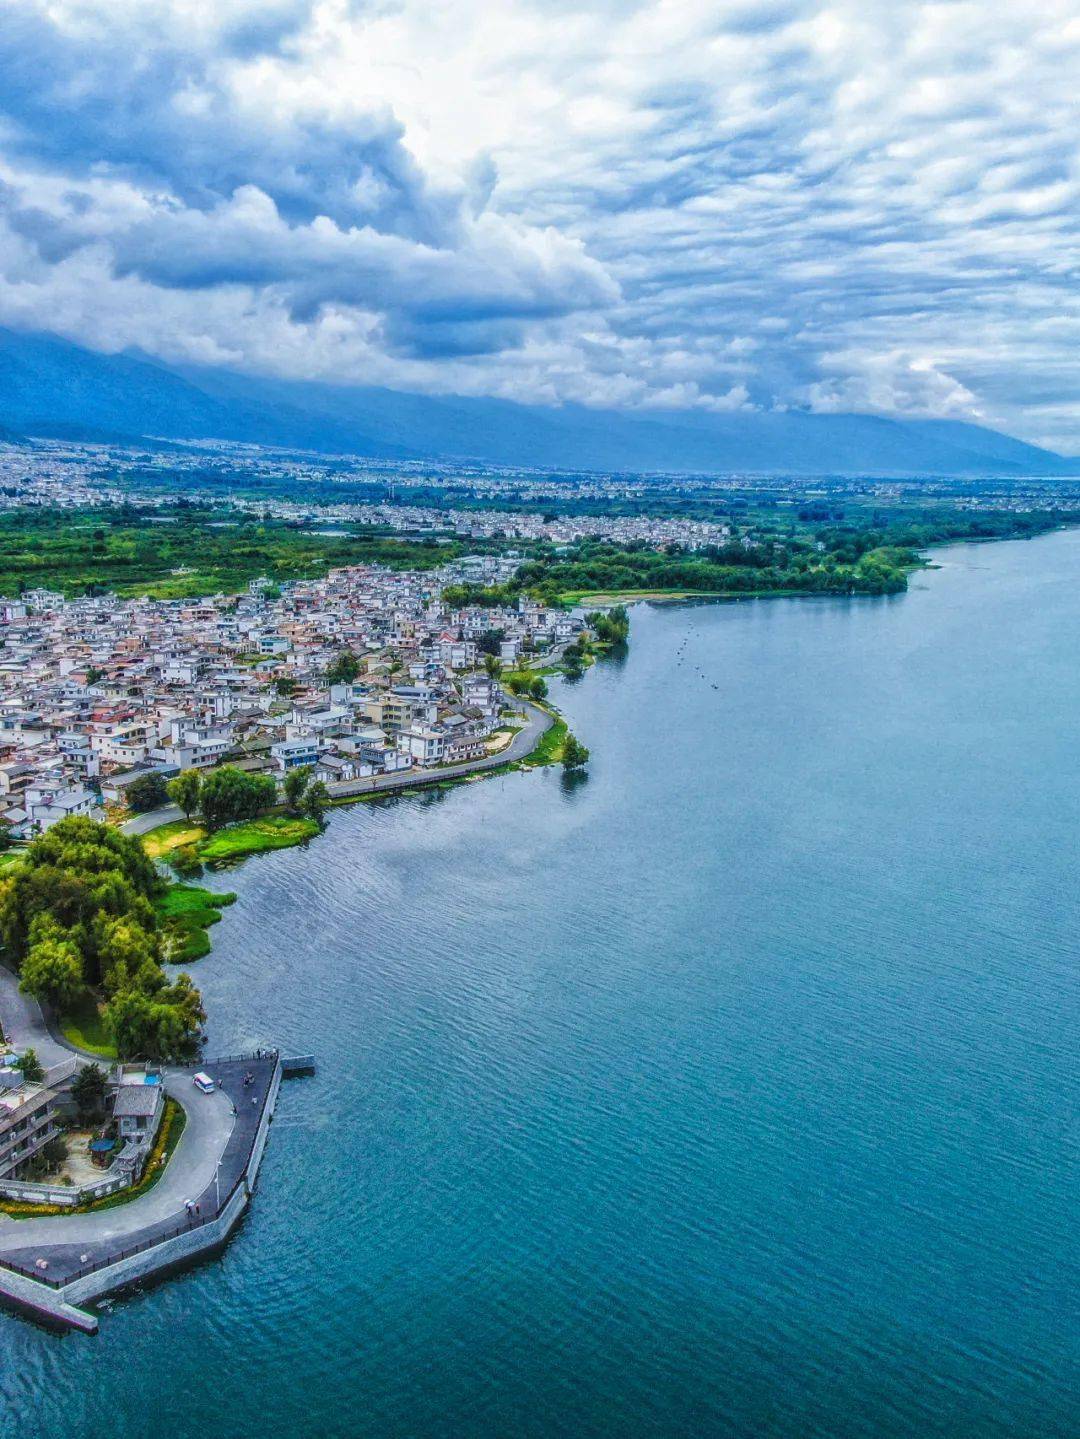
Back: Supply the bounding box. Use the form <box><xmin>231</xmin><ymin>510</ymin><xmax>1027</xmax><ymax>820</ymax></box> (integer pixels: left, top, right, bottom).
<box><xmin>0</xmin><ymin>1050</ymin><xmax>303</xmax><ymax>1333</ymax></box>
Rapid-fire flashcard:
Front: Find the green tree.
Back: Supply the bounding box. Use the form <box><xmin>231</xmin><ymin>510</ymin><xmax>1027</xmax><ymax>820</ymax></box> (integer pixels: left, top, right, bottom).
<box><xmin>16</xmin><ymin>1047</ymin><xmax>44</xmax><ymax>1083</ymax></box>
<box><xmin>167</xmin><ymin>769</ymin><xmax>202</xmax><ymax>820</ymax></box>
<box><xmin>198</xmin><ymin>767</ymin><xmax>276</xmax><ymax>830</ymax></box>
<box><xmin>302</xmin><ymin>780</ymin><xmax>331</xmax><ymax>827</ymax></box>
<box><xmin>528</xmin><ymin>676</ymin><xmax>548</xmax><ymax>701</ymax></box>
<box><xmin>477</xmin><ymin>629</ymin><xmax>505</xmax><ymax>657</ymax></box>
<box><xmin>19</xmin><ymin>933</ymin><xmax>85</xmax><ymax>1011</ymax></box>
<box><xmin>561</xmin><ymin>733</ymin><xmax>590</xmax><ymax>772</ymax></box>
<box><xmin>274</xmin><ymin>675</ymin><xmax>297</xmax><ymax>697</ymax></box>
<box><xmin>71</xmin><ymin>1062</ymin><xmax>107</xmax><ymax>1121</ymax></box>
<box><xmin>283</xmin><ymin>764</ymin><xmax>313</xmax><ymax>814</ymax></box>
<box><xmin>0</xmin><ymin>817</ymin><xmax>202</xmax><ymax>1062</ymax></box>
<box><xmin>93</xmin><ymin>913</ymin><xmax>162</xmax><ymax>997</ymax></box>
<box><xmin>40</xmin><ymin>1135</ymin><xmax>68</xmax><ymax>1171</ymax></box>
<box><xmin>104</xmin><ymin>977</ymin><xmax>204</xmax><ymax>1061</ymax></box>
<box><xmin>326</xmin><ymin>648</ymin><xmax>360</xmax><ymax>685</ymax></box>
<box><xmin>125</xmin><ymin>771</ymin><xmax>169</xmax><ymax>812</ymax></box>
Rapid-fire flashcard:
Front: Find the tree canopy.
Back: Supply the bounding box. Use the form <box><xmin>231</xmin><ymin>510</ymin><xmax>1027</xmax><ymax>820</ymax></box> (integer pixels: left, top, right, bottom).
<box><xmin>125</xmin><ymin>771</ymin><xmax>169</xmax><ymax>813</ymax></box>
<box><xmin>0</xmin><ymin>816</ymin><xmax>203</xmax><ymax>1060</ymax></box>
<box><xmin>198</xmin><ymin>766</ymin><xmax>276</xmax><ymax>830</ymax></box>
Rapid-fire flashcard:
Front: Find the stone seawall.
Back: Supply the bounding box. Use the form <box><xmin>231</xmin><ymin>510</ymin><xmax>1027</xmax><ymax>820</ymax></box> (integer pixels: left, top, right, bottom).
<box><xmin>62</xmin><ymin>1180</ymin><xmax>250</xmax><ymax>1307</ymax></box>
<box><xmin>0</xmin><ymin>1054</ymin><xmax>283</xmax><ymax>1332</ymax></box>
<box><xmin>62</xmin><ymin>1055</ymin><xmax>281</xmax><ymax>1308</ymax></box>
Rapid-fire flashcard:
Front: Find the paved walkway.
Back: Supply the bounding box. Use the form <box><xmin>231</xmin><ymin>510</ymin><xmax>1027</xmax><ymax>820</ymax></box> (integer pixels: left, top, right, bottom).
<box><xmin>327</xmin><ymin>700</ymin><xmax>554</xmax><ymax>799</ymax></box>
<box><xmin>119</xmin><ymin>702</ymin><xmax>554</xmax><ymax>829</ymax></box>
<box><xmin>0</xmin><ymin>1057</ymin><xmax>275</xmax><ymax>1284</ymax></box>
<box><xmin>121</xmin><ymin>803</ymin><xmax>184</xmax><ymax>837</ymax></box>
<box><xmin>0</xmin><ymin>964</ymin><xmax>78</xmax><ymax>1084</ymax></box>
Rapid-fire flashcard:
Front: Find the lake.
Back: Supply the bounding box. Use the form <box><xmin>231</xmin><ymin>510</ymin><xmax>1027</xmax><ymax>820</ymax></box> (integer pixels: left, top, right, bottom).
<box><xmin>2</xmin><ymin>531</ymin><xmax>1078</xmax><ymax>1438</ymax></box>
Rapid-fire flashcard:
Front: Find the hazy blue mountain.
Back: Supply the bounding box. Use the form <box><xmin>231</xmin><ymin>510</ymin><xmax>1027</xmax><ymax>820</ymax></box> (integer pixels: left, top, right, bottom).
<box><xmin>0</xmin><ymin>329</ymin><xmax>419</xmax><ymax>459</ymax></box>
<box><xmin>0</xmin><ymin>326</ymin><xmax>1075</xmax><ymax>476</ymax></box>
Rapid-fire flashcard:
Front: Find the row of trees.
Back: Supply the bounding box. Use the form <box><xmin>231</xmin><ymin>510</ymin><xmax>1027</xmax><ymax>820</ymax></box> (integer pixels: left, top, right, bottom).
<box><xmin>167</xmin><ymin>766</ymin><xmax>276</xmax><ymax>830</ymax></box>
<box><xmin>0</xmin><ymin>817</ymin><xmax>204</xmax><ymax>1060</ymax></box>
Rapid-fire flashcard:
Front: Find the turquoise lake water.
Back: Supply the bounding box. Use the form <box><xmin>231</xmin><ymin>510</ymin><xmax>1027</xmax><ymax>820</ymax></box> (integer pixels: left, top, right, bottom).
<box><xmin>2</xmin><ymin>531</ymin><xmax>1078</xmax><ymax>1437</ymax></box>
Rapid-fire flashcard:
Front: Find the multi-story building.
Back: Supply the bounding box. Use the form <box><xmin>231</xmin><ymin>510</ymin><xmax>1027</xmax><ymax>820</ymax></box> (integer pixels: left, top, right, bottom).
<box><xmin>0</xmin><ymin>1070</ymin><xmax>58</xmax><ymax>1179</ymax></box>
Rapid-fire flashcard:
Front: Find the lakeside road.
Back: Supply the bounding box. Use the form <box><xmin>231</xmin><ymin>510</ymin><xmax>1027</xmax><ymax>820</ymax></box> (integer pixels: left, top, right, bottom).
<box><xmin>120</xmin><ymin>702</ymin><xmax>556</xmax><ymax>835</ymax></box>
<box><xmin>0</xmin><ymin>1071</ymin><xmax>233</xmax><ymax>1253</ymax></box>
<box><xmin>0</xmin><ymin>1057</ymin><xmax>276</xmax><ymax>1287</ymax></box>
<box><xmin>121</xmin><ymin>803</ymin><xmax>184</xmax><ymax>837</ymax></box>
<box><xmin>0</xmin><ymin>965</ymin><xmax>78</xmax><ymax>1083</ymax></box>
<box><xmin>325</xmin><ymin>699</ymin><xmax>554</xmax><ymax>799</ymax></box>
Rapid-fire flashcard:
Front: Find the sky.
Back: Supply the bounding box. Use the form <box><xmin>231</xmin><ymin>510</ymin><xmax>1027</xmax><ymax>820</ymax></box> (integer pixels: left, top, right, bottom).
<box><xmin>0</xmin><ymin>0</ymin><xmax>1079</xmax><ymax>448</ymax></box>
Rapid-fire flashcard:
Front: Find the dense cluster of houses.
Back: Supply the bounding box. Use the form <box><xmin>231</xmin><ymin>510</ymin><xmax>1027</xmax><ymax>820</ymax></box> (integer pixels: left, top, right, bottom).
<box><xmin>0</xmin><ymin>563</ymin><xmax>585</xmax><ymax>835</ymax></box>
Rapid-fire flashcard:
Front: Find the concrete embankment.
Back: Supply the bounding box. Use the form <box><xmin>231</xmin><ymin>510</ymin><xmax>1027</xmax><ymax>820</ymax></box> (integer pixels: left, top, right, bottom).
<box><xmin>0</xmin><ymin>1053</ymin><xmax>286</xmax><ymax>1333</ymax></box>
<box><xmin>327</xmin><ymin>700</ymin><xmax>553</xmax><ymax>801</ymax></box>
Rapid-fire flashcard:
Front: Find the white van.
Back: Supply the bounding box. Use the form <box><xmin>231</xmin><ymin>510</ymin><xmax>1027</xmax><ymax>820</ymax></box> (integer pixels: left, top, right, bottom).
<box><xmin>193</xmin><ymin>1072</ymin><xmax>216</xmax><ymax>1094</ymax></box>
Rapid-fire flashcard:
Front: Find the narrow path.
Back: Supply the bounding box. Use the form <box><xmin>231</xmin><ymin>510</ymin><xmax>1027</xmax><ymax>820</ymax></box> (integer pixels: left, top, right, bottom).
<box><xmin>0</xmin><ymin>964</ymin><xmax>79</xmax><ymax>1082</ymax></box>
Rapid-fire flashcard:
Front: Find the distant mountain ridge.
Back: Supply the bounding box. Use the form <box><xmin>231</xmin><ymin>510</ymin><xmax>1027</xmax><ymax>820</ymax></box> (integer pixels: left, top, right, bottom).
<box><xmin>0</xmin><ymin>325</ymin><xmax>1076</xmax><ymax>477</ymax></box>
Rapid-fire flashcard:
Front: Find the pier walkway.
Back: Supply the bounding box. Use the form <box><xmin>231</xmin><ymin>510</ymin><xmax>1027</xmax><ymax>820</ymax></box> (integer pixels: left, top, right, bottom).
<box><xmin>0</xmin><ymin>1054</ymin><xmax>281</xmax><ymax>1328</ymax></box>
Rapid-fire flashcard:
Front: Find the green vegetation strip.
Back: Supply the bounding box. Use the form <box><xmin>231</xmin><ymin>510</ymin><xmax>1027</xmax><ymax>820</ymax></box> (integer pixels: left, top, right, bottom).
<box><xmin>154</xmin><ymin>883</ymin><xmax>237</xmax><ymax>963</ymax></box>
<box><xmin>520</xmin><ymin>714</ymin><xmax>567</xmax><ymax>767</ymax></box>
<box><xmin>197</xmin><ymin>815</ymin><xmax>320</xmax><ymax>865</ymax></box>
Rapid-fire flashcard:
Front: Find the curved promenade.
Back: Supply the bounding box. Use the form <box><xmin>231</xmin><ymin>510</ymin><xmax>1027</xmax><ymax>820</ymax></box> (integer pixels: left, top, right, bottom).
<box><xmin>119</xmin><ymin>702</ymin><xmax>555</xmax><ymax>828</ymax></box>
<box><xmin>0</xmin><ymin>1055</ymin><xmax>281</xmax><ymax>1333</ymax></box>
<box><xmin>1</xmin><ymin>963</ymin><xmax>284</xmax><ymax>1333</ymax></box>
<box><xmin>326</xmin><ymin>699</ymin><xmax>554</xmax><ymax>800</ymax></box>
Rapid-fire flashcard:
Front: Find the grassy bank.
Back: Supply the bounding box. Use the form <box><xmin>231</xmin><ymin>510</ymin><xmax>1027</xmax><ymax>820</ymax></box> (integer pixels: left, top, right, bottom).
<box><xmin>59</xmin><ymin>993</ymin><xmax>117</xmax><ymax>1059</ymax></box>
<box><xmin>142</xmin><ymin>820</ymin><xmax>206</xmax><ymax>859</ymax></box>
<box><xmin>558</xmin><ymin>588</ymin><xmax>732</xmax><ymax>605</ymax></box>
<box><xmin>519</xmin><ymin>712</ymin><xmax>568</xmax><ymax>767</ymax></box>
<box><xmin>155</xmin><ymin>883</ymin><xmax>237</xmax><ymax>963</ymax></box>
<box><xmin>198</xmin><ymin>815</ymin><xmax>320</xmax><ymax>866</ymax></box>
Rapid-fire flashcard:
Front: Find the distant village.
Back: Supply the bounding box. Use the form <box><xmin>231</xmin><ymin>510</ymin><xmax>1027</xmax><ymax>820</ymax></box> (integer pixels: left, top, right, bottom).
<box><xmin>0</xmin><ymin>559</ymin><xmax>587</xmax><ymax>836</ymax></box>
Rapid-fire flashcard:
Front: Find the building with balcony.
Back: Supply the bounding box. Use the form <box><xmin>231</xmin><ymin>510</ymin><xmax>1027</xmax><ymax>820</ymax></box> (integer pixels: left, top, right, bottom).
<box><xmin>0</xmin><ymin>1071</ymin><xmax>58</xmax><ymax>1179</ymax></box>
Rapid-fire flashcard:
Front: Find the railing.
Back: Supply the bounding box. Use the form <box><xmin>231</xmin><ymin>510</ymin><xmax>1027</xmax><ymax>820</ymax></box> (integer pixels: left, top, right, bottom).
<box><xmin>0</xmin><ymin>1169</ymin><xmax>249</xmax><ymax>1289</ymax></box>
<box><xmin>209</xmin><ymin>1048</ymin><xmax>279</xmax><ymax>1066</ymax></box>
<box><xmin>43</xmin><ymin>1056</ymin><xmax>77</xmax><ymax>1088</ymax></box>
<box><xmin>0</xmin><ymin>1052</ymin><xmax>282</xmax><ymax>1292</ymax></box>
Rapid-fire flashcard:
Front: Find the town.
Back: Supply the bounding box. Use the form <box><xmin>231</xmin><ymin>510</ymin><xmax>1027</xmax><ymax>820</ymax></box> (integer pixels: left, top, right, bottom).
<box><xmin>0</xmin><ymin>559</ymin><xmax>597</xmax><ymax>838</ymax></box>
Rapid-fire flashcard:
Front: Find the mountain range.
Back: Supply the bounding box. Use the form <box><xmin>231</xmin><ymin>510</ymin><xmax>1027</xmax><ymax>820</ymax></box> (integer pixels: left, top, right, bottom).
<box><xmin>0</xmin><ymin>325</ymin><xmax>1075</xmax><ymax>478</ymax></box>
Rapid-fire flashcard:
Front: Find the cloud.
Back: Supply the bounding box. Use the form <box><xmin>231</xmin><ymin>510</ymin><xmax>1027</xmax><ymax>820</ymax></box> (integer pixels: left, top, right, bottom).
<box><xmin>0</xmin><ymin>0</ymin><xmax>1079</xmax><ymax>442</ymax></box>
<box><xmin>801</xmin><ymin>352</ymin><xmax>981</xmax><ymax>418</ymax></box>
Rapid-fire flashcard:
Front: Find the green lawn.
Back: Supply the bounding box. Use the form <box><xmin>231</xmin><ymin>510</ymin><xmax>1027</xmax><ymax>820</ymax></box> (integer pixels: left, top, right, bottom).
<box><xmin>198</xmin><ymin>815</ymin><xmax>320</xmax><ymax>865</ymax></box>
<box><xmin>520</xmin><ymin>714</ymin><xmax>568</xmax><ymax>767</ymax></box>
<box><xmin>141</xmin><ymin>819</ymin><xmax>206</xmax><ymax>859</ymax></box>
<box><xmin>59</xmin><ymin>994</ymin><xmax>117</xmax><ymax>1059</ymax></box>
